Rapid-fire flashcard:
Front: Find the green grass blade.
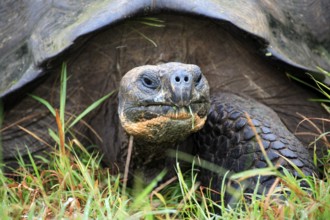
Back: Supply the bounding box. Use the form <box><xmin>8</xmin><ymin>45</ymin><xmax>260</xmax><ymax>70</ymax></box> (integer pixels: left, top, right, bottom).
<box><xmin>279</xmin><ymin>155</ymin><xmax>306</xmax><ymax>178</ymax></box>
<box><xmin>316</xmin><ymin>66</ymin><xmax>330</xmax><ymax>77</ymax></box>
<box><xmin>138</xmin><ymin>21</ymin><xmax>165</xmax><ymax>27</ymax></box>
<box><xmin>308</xmin><ymin>98</ymin><xmax>330</xmax><ymax>103</ymax></box>
<box><xmin>83</xmin><ymin>196</ymin><xmax>92</xmax><ymax>219</ymax></box>
<box><xmin>60</xmin><ymin>63</ymin><xmax>67</xmax><ymax>129</ymax></box>
<box><xmin>29</xmin><ymin>95</ymin><xmax>56</xmax><ymax>116</ymax></box>
<box><xmin>286</xmin><ymin>73</ymin><xmax>322</xmax><ymax>93</ymax></box>
<box><xmin>130</xmin><ymin>171</ymin><xmax>166</xmax><ymax>210</ymax></box>
<box><xmin>0</xmin><ymin>100</ymin><xmax>3</xmax><ymax>165</ymax></box>
<box><xmin>230</xmin><ymin>167</ymin><xmax>277</xmax><ymax>180</ymax></box>
<box><xmin>49</xmin><ymin>128</ymin><xmax>60</xmax><ymax>145</ymax></box>
<box><xmin>188</xmin><ymin>105</ymin><xmax>195</xmax><ymax>129</ymax></box>
<box><xmin>25</xmin><ymin>146</ymin><xmax>41</xmax><ymax>181</ymax></box>
<box><xmin>131</xmin><ymin>28</ymin><xmax>158</xmax><ymax>47</ymax></box>
<box><xmin>68</xmin><ymin>90</ymin><xmax>116</xmax><ymax>129</ymax></box>
<box><xmin>134</xmin><ymin>17</ymin><xmax>165</xmax><ymax>27</ymax></box>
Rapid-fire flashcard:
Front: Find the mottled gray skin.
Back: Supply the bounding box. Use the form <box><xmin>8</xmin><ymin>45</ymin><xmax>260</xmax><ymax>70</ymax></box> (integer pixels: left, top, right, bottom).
<box><xmin>118</xmin><ymin>62</ymin><xmax>316</xmax><ymax>195</ymax></box>
<box><xmin>118</xmin><ymin>63</ymin><xmax>210</xmax><ymax>145</ymax></box>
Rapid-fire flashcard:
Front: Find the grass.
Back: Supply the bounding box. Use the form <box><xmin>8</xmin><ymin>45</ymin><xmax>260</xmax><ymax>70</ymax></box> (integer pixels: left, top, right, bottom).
<box><xmin>0</xmin><ymin>65</ymin><xmax>329</xmax><ymax>219</ymax></box>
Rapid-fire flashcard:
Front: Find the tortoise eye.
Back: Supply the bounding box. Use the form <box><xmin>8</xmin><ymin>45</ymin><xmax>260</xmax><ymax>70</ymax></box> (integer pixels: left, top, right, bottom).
<box><xmin>143</xmin><ymin>77</ymin><xmax>153</xmax><ymax>86</ymax></box>
<box><xmin>141</xmin><ymin>75</ymin><xmax>159</xmax><ymax>89</ymax></box>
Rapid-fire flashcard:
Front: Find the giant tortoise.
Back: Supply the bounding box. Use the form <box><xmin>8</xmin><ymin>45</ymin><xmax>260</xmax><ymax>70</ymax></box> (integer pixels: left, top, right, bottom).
<box><xmin>1</xmin><ymin>0</ymin><xmax>330</xmax><ymax>199</ymax></box>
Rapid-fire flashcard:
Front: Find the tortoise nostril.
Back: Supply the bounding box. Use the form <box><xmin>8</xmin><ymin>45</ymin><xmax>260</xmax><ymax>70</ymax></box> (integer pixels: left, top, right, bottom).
<box><xmin>170</xmin><ymin>72</ymin><xmax>193</xmax><ymax>106</ymax></box>
<box><xmin>174</xmin><ymin>75</ymin><xmax>190</xmax><ymax>83</ymax></box>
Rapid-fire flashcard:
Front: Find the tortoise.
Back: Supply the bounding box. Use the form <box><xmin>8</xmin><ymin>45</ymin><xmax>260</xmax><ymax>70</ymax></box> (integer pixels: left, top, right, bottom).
<box><xmin>117</xmin><ymin>62</ymin><xmax>317</xmax><ymax>192</ymax></box>
<box><xmin>1</xmin><ymin>0</ymin><xmax>330</xmax><ymax>199</ymax></box>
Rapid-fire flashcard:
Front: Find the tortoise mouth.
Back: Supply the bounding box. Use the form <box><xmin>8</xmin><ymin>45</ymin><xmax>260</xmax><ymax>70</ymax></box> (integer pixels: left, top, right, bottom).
<box><xmin>119</xmin><ymin>102</ymin><xmax>209</xmax><ymax>143</ymax></box>
<box><xmin>123</xmin><ymin>101</ymin><xmax>209</xmax><ymax>123</ymax></box>
<box><xmin>119</xmin><ymin>98</ymin><xmax>210</xmax><ymax>144</ymax></box>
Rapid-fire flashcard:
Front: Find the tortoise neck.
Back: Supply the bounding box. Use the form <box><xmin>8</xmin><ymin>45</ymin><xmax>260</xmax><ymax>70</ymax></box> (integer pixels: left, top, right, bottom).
<box><xmin>132</xmin><ymin>137</ymin><xmax>178</xmax><ymax>162</ymax></box>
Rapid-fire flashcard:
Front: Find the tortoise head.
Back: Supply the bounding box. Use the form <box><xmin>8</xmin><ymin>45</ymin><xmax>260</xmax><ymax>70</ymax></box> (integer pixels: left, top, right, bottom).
<box><xmin>118</xmin><ymin>62</ymin><xmax>210</xmax><ymax>146</ymax></box>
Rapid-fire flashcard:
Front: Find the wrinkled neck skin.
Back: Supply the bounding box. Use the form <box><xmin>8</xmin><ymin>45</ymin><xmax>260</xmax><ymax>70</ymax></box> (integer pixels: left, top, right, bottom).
<box><xmin>128</xmin><ymin>126</ymin><xmax>196</xmax><ymax>183</ymax></box>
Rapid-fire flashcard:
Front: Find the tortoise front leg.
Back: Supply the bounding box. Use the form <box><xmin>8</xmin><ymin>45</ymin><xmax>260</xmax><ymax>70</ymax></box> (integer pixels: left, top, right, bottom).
<box><xmin>194</xmin><ymin>92</ymin><xmax>317</xmax><ymax>201</ymax></box>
